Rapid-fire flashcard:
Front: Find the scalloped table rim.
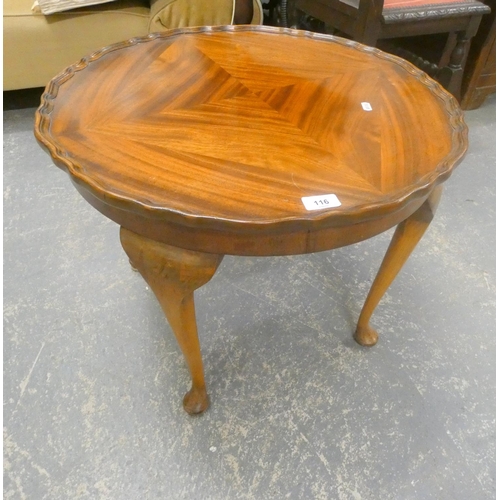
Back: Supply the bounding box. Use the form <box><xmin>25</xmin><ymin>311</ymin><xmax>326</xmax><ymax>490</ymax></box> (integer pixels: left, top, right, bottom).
<box><xmin>34</xmin><ymin>25</ymin><xmax>468</xmax><ymax>234</ymax></box>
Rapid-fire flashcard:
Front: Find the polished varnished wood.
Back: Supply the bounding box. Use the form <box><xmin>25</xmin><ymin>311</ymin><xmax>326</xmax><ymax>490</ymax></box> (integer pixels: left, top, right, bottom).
<box><xmin>120</xmin><ymin>228</ymin><xmax>223</xmax><ymax>414</ymax></box>
<box><xmin>35</xmin><ymin>26</ymin><xmax>467</xmax><ymax>256</ymax></box>
<box><xmin>354</xmin><ymin>185</ymin><xmax>442</xmax><ymax>346</ymax></box>
<box><xmin>35</xmin><ymin>26</ymin><xmax>468</xmax><ymax>414</ymax></box>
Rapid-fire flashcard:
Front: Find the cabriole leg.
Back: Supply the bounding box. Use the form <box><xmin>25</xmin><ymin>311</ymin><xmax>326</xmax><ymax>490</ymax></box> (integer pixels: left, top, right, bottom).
<box><xmin>120</xmin><ymin>228</ymin><xmax>223</xmax><ymax>414</ymax></box>
<box><xmin>355</xmin><ymin>186</ymin><xmax>443</xmax><ymax>346</ymax></box>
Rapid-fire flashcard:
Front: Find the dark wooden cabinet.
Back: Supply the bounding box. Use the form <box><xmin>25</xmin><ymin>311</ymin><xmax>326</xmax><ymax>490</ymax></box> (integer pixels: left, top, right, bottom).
<box><xmin>461</xmin><ymin>1</ymin><xmax>495</xmax><ymax>109</ymax></box>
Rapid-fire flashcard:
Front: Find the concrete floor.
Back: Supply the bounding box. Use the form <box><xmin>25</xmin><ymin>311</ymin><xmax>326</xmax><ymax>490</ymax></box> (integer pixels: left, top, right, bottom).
<box><xmin>4</xmin><ymin>91</ymin><xmax>495</xmax><ymax>499</ymax></box>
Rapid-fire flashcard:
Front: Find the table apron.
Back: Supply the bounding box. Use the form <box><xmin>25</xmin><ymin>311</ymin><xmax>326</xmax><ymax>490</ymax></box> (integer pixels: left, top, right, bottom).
<box><xmin>73</xmin><ymin>181</ymin><xmax>429</xmax><ymax>256</ymax></box>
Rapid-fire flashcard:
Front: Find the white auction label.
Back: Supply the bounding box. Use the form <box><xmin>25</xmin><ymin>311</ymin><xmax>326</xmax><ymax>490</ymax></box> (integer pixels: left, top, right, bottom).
<box><xmin>301</xmin><ymin>194</ymin><xmax>341</xmax><ymax>211</ymax></box>
<box><xmin>361</xmin><ymin>102</ymin><xmax>372</xmax><ymax>111</ymax></box>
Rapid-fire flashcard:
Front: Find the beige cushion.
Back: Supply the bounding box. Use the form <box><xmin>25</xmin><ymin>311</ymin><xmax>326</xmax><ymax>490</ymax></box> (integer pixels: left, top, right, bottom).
<box><xmin>149</xmin><ymin>0</ymin><xmax>263</xmax><ymax>31</ymax></box>
<box><xmin>251</xmin><ymin>0</ymin><xmax>264</xmax><ymax>25</ymax></box>
<box><xmin>4</xmin><ymin>0</ymin><xmax>150</xmax><ymax>90</ymax></box>
<box><xmin>4</xmin><ymin>0</ymin><xmax>263</xmax><ymax>90</ymax></box>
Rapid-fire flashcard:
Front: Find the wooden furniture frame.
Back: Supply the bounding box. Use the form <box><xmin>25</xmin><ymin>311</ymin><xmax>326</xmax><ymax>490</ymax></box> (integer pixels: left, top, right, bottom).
<box><xmin>461</xmin><ymin>0</ymin><xmax>495</xmax><ymax>109</ymax></box>
<box><xmin>35</xmin><ymin>26</ymin><xmax>468</xmax><ymax>415</ymax></box>
<box><xmin>286</xmin><ymin>0</ymin><xmax>490</xmax><ymax>99</ymax></box>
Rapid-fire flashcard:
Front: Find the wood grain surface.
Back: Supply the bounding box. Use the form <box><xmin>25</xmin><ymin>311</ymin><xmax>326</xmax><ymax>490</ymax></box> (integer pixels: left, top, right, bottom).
<box><xmin>35</xmin><ymin>25</ymin><xmax>467</xmax><ymax>246</ymax></box>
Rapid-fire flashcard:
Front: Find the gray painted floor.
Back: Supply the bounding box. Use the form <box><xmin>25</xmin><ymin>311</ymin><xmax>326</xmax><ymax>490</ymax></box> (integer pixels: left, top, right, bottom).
<box><xmin>4</xmin><ymin>92</ymin><xmax>495</xmax><ymax>500</ymax></box>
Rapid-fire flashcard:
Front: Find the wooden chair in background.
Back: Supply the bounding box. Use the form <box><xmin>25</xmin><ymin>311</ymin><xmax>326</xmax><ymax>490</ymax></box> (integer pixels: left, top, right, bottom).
<box><xmin>278</xmin><ymin>0</ymin><xmax>491</xmax><ymax>100</ymax></box>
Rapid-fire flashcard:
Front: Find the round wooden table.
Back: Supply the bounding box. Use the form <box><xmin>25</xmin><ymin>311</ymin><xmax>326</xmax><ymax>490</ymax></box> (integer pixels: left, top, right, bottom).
<box><xmin>35</xmin><ymin>26</ymin><xmax>468</xmax><ymax>414</ymax></box>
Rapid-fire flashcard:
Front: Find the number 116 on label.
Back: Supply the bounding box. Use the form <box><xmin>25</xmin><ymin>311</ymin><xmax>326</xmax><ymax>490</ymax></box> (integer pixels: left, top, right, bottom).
<box><xmin>301</xmin><ymin>194</ymin><xmax>342</xmax><ymax>211</ymax></box>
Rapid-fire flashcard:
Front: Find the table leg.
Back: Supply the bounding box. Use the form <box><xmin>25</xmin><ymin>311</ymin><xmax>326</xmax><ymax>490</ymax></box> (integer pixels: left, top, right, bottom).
<box><xmin>354</xmin><ymin>186</ymin><xmax>443</xmax><ymax>346</ymax></box>
<box><xmin>120</xmin><ymin>228</ymin><xmax>223</xmax><ymax>414</ymax></box>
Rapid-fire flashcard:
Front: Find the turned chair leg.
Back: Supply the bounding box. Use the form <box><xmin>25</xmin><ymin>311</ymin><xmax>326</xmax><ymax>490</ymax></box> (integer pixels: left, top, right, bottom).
<box><xmin>438</xmin><ymin>31</ymin><xmax>472</xmax><ymax>99</ymax></box>
<box><xmin>120</xmin><ymin>228</ymin><xmax>223</xmax><ymax>414</ymax></box>
<box><xmin>355</xmin><ymin>186</ymin><xmax>443</xmax><ymax>346</ymax></box>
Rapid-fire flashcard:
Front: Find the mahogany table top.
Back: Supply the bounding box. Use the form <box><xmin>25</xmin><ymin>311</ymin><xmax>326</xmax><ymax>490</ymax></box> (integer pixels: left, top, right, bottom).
<box><xmin>35</xmin><ymin>25</ymin><xmax>467</xmax><ymax>235</ymax></box>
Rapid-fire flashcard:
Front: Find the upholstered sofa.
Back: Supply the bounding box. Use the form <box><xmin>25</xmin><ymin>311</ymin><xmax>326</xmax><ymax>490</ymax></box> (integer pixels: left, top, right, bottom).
<box><xmin>4</xmin><ymin>0</ymin><xmax>263</xmax><ymax>90</ymax></box>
